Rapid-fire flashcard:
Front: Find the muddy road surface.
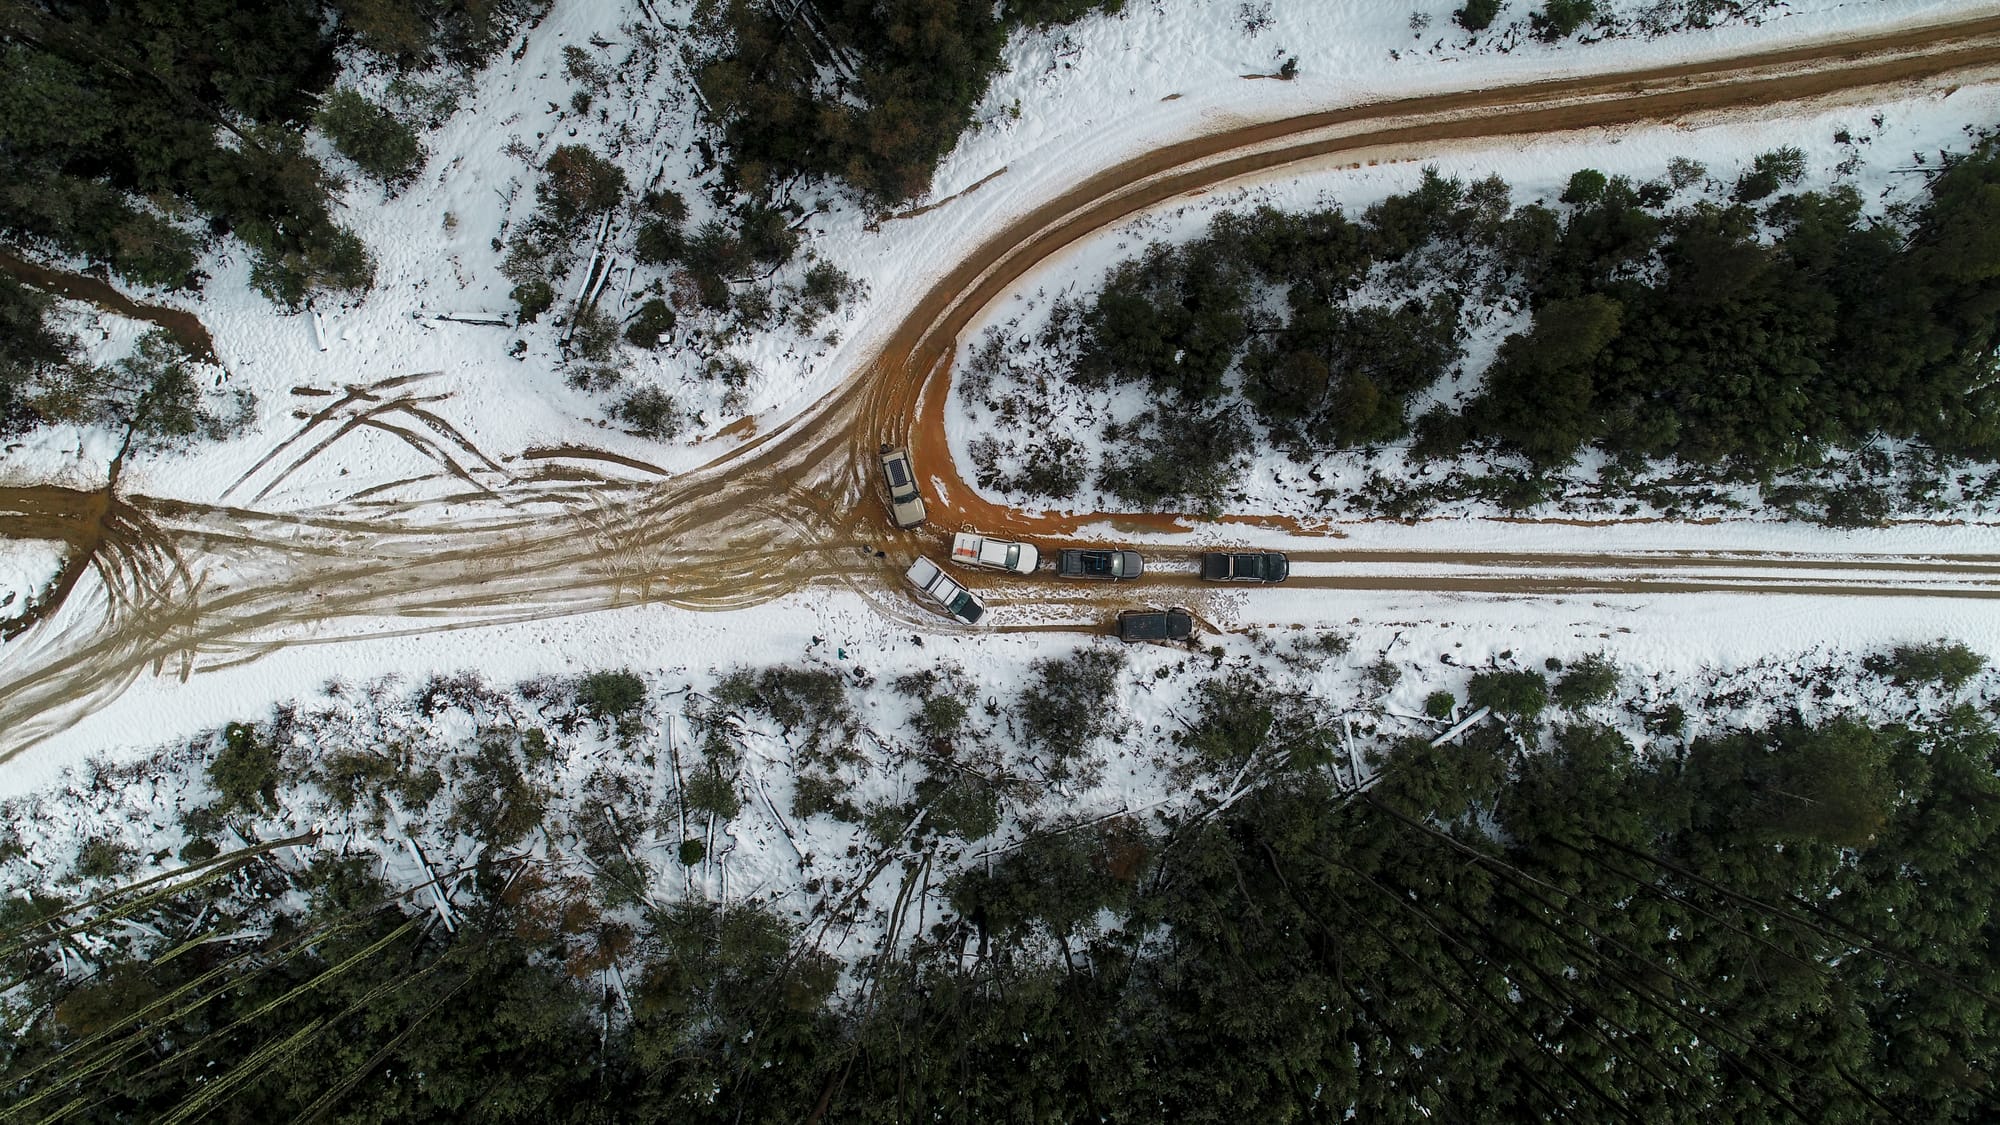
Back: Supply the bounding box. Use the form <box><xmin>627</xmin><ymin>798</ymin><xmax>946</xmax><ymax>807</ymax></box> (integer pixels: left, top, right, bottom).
<box><xmin>5</xmin><ymin>15</ymin><xmax>2000</xmax><ymax>764</ymax></box>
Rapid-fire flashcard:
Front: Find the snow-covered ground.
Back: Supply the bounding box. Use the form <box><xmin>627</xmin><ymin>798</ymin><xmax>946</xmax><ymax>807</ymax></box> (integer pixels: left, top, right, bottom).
<box><xmin>0</xmin><ymin>539</ymin><xmax>64</xmax><ymax>628</ymax></box>
<box><xmin>4</xmin><ymin>0</ymin><xmax>1999</xmax><ymax>854</ymax></box>
<box><xmin>13</xmin><ymin>552</ymin><xmax>2000</xmax><ymax>801</ymax></box>
<box><xmin>7</xmin><ymin>589</ymin><xmax>1993</xmax><ymax>978</ymax></box>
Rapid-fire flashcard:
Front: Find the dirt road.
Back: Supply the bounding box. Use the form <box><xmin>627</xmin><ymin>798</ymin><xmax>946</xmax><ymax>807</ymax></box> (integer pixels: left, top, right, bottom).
<box><xmin>887</xmin><ymin>13</ymin><xmax>2000</xmax><ymax>541</ymax></box>
<box><xmin>4</xmin><ymin>14</ymin><xmax>2000</xmax><ymax>762</ymax></box>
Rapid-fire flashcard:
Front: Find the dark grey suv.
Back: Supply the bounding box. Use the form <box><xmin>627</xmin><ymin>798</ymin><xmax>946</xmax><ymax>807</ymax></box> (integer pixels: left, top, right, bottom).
<box><xmin>1117</xmin><ymin>607</ymin><xmax>1194</xmax><ymax>643</ymax></box>
<box><xmin>1201</xmin><ymin>551</ymin><xmax>1289</xmax><ymax>583</ymax></box>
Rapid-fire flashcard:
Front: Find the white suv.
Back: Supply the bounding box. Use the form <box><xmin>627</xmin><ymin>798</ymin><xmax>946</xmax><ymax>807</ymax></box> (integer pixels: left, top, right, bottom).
<box><xmin>950</xmin><ymin>531</ymin><xmax>1039</xmax><ymax>574</ymax></box>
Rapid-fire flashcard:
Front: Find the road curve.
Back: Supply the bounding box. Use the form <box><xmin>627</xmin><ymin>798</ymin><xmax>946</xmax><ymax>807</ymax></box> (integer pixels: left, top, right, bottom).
<box><xmin>4</xmin><ymin>16</ymin><xmax>2000</xmax><ymax>764</ymax></box>
<box><xmin>880</xmin><ymin>12</ymin><xmax>2000</xmax><ymax>544</ymax></box>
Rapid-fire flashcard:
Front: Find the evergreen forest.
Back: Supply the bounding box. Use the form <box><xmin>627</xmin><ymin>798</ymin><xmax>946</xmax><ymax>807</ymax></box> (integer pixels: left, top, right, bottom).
<box><xmin>0</xmin><ymin>0</ymin><xmax>1127</xmax><ymax>437</ymax></box>
<box><xmin>0</xmin><ymin>0</ymin><xmax>547</xmax><ymax>303</ymax></box>
<box><xmin>698</xmin><ymin>0</ymin><xmax>1123</xmax><ymax>203</ymax></box>
<box><xmin>5</xmin><ymin>645</ymin><xmax>1999</xmax><ymax>1122</ymax></box>
<box><xmin>0</xmin><ymin>0</ymin><xmax>543</xmax><ymax>437</ymax></box>
<box><xmin>977</xmin><ymin>132</ymin><xmax>2000</xmax><ymax>519</ymax></box>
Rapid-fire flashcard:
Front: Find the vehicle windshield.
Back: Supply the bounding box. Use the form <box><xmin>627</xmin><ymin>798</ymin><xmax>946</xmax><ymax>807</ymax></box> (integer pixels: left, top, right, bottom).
<box><xmin>1001</xmin><ymin>544</ymin><xmax>1020</xmax><ymax>567</ymax></box>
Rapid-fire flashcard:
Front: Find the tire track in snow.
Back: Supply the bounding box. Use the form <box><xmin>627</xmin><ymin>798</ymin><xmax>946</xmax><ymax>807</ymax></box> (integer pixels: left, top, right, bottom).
<box><xmin>5</xmin><ymin>15</ymin><xmax>2000</xmax><ymax>765</ymax></box>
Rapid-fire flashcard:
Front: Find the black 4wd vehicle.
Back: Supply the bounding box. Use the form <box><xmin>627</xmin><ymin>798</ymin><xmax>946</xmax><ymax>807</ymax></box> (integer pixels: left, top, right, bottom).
<box><xmin>1117</xmin><ymin>607</ymin><xmax>1194</xmax><ymax>643</ymax></box>
<box><xmin>1201</xmin><ymin>551</ymin><xmax>1289</xmax><ymax>583</ymax></box>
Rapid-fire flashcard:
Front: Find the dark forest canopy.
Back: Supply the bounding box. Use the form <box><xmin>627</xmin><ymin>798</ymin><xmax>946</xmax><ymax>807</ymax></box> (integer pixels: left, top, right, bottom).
<box><xmin>697</xmin><ymin>0</ymin><xmax>1124</xmax><ymax>204</ymax></box>
<box><xmin>0</xmin><ymin>0</ymin><xmax>543</xmax><ymax>306</ymax></box>
<box><xmin>0</xmin><ymin>0</ymin><xmax>1127</xmax><ymax>433</ymax></box>
<box><xmin>0</xmin><ymin>0</ymin><xmax>1128</xmax><ymax>310</ymax></box>
<box><xmin>0</xmin><ymin>1</ymin><xmax>546</xmax><ymax>436</ymax></box>
<box><xmin>1011</xmin><ymin>134</ymin><xmax>2000</xmax><ymax>514</ymax></box>
<box><xmin>5</xmin><ymin>645</ymin><xmax>1999</xmax><ymax>1122</ymax></box>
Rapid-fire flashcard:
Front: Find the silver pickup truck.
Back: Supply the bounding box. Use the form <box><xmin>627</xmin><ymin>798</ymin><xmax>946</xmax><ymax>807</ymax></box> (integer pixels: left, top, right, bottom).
<box><xmin>878</xmin><ymin>445</ymin><xmax>927</xmax><ymax>529</ymax></box>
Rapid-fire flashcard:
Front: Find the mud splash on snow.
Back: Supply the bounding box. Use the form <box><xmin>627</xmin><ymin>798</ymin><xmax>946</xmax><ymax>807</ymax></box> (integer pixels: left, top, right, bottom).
<box><xmin>0</xmin><ymin>251</ymin><xmax>219</xmax><ymax>366</ymax></box>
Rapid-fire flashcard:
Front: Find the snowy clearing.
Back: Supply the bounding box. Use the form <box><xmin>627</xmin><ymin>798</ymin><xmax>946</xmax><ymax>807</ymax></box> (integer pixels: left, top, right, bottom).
<box><xmin>0</xmin><ymin>0</ymin><xmax>1989</xmax><ymax>513</ymax></box>
<box><xmin>0</xmin><ymin>539</ymin><xmax>64</xmax><ymax>628</ymax></box>
<box><xmin>8</xmin><ymin>590</ymin><xmax>1994</xmax><ymax>979</ymax></box>
<box><xmin>2</xmin><ymin>0</ymin><xmax>1998</xmax><ymax>857</ymax></box>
